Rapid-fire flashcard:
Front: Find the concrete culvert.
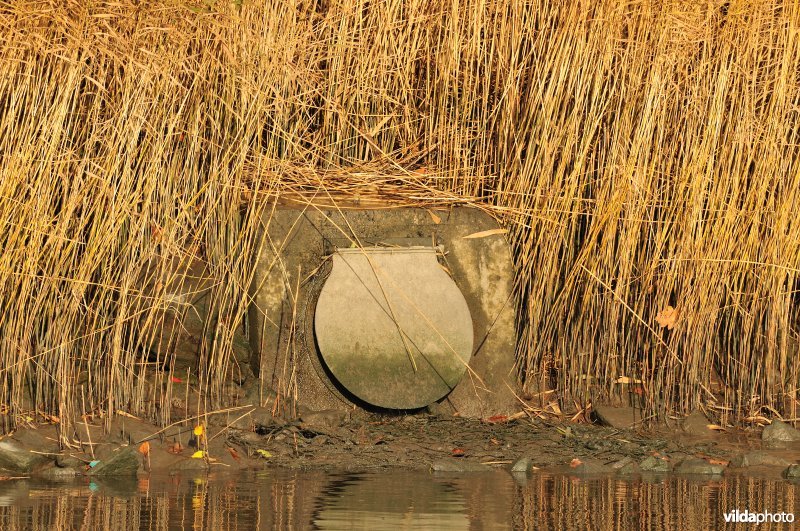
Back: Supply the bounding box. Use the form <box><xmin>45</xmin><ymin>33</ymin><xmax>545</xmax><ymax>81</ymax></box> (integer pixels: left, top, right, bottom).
<box><xmin>249</xmin><ymin>207</ymin><xmax>520</xmax><ymax>418</ymax></box>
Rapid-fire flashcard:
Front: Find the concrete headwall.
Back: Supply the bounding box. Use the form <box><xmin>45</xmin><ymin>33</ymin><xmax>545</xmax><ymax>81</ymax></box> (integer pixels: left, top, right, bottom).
<box><xmin>249</xmin><ymin>207</ymin><xmax>519</xmax><ymax>417</ymax></box>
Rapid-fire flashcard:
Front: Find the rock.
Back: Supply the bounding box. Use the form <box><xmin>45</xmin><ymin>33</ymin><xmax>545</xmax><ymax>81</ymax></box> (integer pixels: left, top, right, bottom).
<box><xmin>730</xmin><ymin>451</ymin><xmax>792</xmax><ymax>468</ymax></box>
<box><xmin>431</xmin><ymin>459</ymin><xmax>492</xmax><ymax>473</ymax></box>
<box><xmin>610</xmin><ymin>457</ymin><xmax>640</xmax><ymax>475</ymax></box>
<box><xmin>569</xmin><ymin>458</ymin><xmax>611</xmax><ymax>476</ymax></box>
<box><xmin>0</xmin><ymin>440</ymin><xmax>49</xmax><ymax>474</ymax></box>
<box><xmin>55</xmin><ymin>455</ymin><xmax>85</xmax><ymax>469</ymax></box>
<box><xmin>223</xmin><ymin>383</ymin><xmax>245</xmax><ymax>403</ymax></box>
<box><xmin>310</xmin><ymin>435</ymin><xmax>329</xmax><ymax>446</ymax></box>
<box><xmin>681</xmin><ymin>410</ymin><xmax>715</xmax><ymax>437</ymax></box>
<box><xmin>783</xmin><ymin>464</ymin><xmax>800</xmax><ymax>479</ymax></box>
<box><xmin>425</xmin><ymin>400</ymin><xmax>455</xmax><ymax>417</ymax></box>
<box><xmin>511</xmin><ymin>457</ymin><xmax>535</xmax><ymax>473</ymax></box>
<box><xmin>674</xmin><ymin>458</ymin><xmax>725</xmax><ymax>475</ymax></box>
<box><xmin>170</xmin><ymin>458</ymin><xmax>210</xmax><ymax>472</ymax></box>
<box><xmin>592</xmin><ymin>406</ymin><xmax>639</xmax><ymax>429</ymax></box>
<box><xmin>38</xmin><ymin>465</ymin><xmax>80</xmax><ymax>480</ymax></box>
<box><xmin>252</xmin><ymin>407</ymin><xmax>276</xmax><ymax>429</ymax></box>
<box><xmin>88</xmin><ymin>447</ymin><xmax>140</xmax><ymax>477</ymax></box>
<box><xmin>762</xmin><ymin>420</ymin><xmax>800</xmax><ymax>448</ymax></box>
<box><xmin>301</xmin><ymin>409</ymin><xmax>350</xmax><ymax>431</ymax></box>
<box><xmin>640</xmin><ymin>456</ymin><xmax>670</xmax><ymax>473</ymax></box>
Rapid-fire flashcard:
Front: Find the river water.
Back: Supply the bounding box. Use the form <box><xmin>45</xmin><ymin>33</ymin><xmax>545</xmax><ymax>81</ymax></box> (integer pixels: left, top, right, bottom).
<box><xmin>0</xmin><ymin>469</ymin><xmax>797</xmax><ymax>530</ymax></box>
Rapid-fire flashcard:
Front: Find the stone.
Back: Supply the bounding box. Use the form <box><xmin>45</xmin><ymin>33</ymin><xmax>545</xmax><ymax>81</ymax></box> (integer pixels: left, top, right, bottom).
<box><xmin>569</xmin><ymin>458</ymin><xmax>611</xmax><ymax>476</ymax></box>
<box><xmin>762</xmin><ymin>420</ymin><xmax>800</xmax><ymax>447</ymax></box>
<box><xmin>88</xmin><ymin>447</ymin><xmax>140</xmax><ymax>477</ymax></box>
<box><xmin>170</xmin><ymin>458</ymin><xmax>210</xmax><ymax>472</ymax></box>
<box><xmin>681</xmin><ymin>410</ymin><xmax>715</xmax><ymax>437</ymax></box>
<box><xmin>674</xmin><ymin>458</ymin><xmax>725</xmax><ymax>475</ymax></box>
<box><xmin>592</xmin><ymin>406</ymin><xmax>639</xmax><ymax>429</ymax></box>
<box><xmin>301</xmin><ymin>409</ymin><xmax>350</xmax><ymax>430</ymax></box>
<box><xmin>783</xmin><ymin>464</ymin><xmax>800</xmax><ymax>479</ymax></box>
<box><xmin>38</xmin><ymin>465</ymin><xmax>80</xmax><ymax>480</ymax></box>
<box><xmin>610</xmin><ymin>457</ymin><xmax>640</xmax><ymax>475</ymax></box>
<box><xmin>0</xmin><ymin>440</ymin><xmax>49</xmax><ymax>474</ymax></box>
<box><xmin>730</xmin><ymin>451</ymin><xmax>792</xmax><ymax>468</ymax></box>
<box><xmin>511</xmin><ymin>457</ymin><xmax>534</xmax><ymax>473</ymax></box>
<box><xmin>431</xmin><ymin>459</ymin><xmax>492</xmax><ymax>473</ymax></box>
<box><xmin>55</xmin><ymin>455</ymin><xmax>85</xmax><ymax>469</ymax></box>
<box><xmin>640</xmin><ymin>456</ymin><xmax>671</xmax><ymax>473</ymax></box>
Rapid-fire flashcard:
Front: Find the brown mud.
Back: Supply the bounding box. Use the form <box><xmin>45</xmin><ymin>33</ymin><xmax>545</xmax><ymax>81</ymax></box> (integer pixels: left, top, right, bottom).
<box><xmin>1</xmin><ymin>404</ymin><xmax>798</xmax><ymax>483</ymax></box>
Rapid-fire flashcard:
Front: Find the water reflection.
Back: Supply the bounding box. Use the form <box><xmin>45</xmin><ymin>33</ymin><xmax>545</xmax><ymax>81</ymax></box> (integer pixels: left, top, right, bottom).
<box><xmin>0</xmin><ymin>469</ymin><xmax>796</xmax><ymax>530</ymax></box>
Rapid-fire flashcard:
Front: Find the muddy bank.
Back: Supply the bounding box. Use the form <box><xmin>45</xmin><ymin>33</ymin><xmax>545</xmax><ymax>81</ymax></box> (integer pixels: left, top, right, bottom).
<box><xmin>0</xmin><ymin>406</ymin><xmax>798</xmax><ymax>483</ymax></box>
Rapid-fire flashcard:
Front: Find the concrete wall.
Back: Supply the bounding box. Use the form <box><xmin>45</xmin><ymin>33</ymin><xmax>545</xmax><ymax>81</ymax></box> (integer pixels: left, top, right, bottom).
<box><xmin>249</xmin><ymin>207</ymin><xmax>520</xmax><ymax>417</ymax></box>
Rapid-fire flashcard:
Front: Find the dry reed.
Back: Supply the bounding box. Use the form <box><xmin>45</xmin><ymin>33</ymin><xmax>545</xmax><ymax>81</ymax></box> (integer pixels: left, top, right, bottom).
<box><xmin>0</xmin><ymin>0</ymin><xmax>798</xmax><ymax>440</ymax></box>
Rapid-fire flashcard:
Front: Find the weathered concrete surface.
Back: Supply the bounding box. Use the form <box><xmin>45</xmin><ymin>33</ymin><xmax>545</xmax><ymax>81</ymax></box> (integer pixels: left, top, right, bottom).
<box><xmin>315</xmin><ymin>248</ymin><xmax>473</xmax><ymax>409</ymax></box>
<box><xmin>249</xmin><ymin>207</ymin><xmax>519</xmax><ymax>417</ymax></box>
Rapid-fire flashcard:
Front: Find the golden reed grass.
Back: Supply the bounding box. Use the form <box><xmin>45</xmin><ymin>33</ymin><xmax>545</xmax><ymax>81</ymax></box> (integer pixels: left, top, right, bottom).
<box><xmin>0</xmin><ymin>1</ymin><xmax>798</xmax><ymax>440</ymax></box>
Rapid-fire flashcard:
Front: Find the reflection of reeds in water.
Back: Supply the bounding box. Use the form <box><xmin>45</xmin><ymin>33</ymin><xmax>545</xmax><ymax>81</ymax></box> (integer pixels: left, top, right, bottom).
<box><xmin>0</xmin><ymin>1</ymin><xmax>798</xmax><ymax>436</ymax></box>
<box><xmin>516</xmin><ymin>474</ymin><xmax>800</xmax><ymax>530</ymax></box>
<box><xmin>0</xmin><ymin>472</ymin><xmax>797</xmax><ymax>530</ymax></box>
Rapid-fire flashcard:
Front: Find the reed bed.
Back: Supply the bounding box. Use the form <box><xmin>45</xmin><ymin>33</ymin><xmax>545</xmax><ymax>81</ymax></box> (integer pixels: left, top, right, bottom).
<box><xmin>0</xmin><ymin>0</ymin><xmax>798</xmax><ymax>440</ymax></box>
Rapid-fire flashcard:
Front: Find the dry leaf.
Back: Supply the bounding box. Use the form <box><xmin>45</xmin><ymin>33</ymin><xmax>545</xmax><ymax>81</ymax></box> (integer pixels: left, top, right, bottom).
<box><xmin>706</xmin><ymin>424</ymin><xmax>726</xmax><ymax>431</ymax></box>
<box><xmin>427</xmin><ymin>210</ymin><xmax>441</xmax><ymax>224</ymax></box>
<box><xmin>462</xmin><ymin>228</ymin><xmax>507</xmax><ymax>239</ymax></box>
<box><xmin>570</xmin><ymin>458</ymin><xmax>583</xmax><ymax>468</ymax></box>
<box><xmin>167</xmin><ymin>442</ymin><xmax>184</xmax><ymax>454</ymax></box>
<box><xmin>138</xmin><ymin>441</ymin><xmax>150</xmax><ymax>457</ymax></box>
<box><xmin>707</xmin><ymin>458</ymin><xmax>729</xmax><ymax>466</ymax></box>
<box><xmin>39</xmin><ymin>413</ymin><xmax>59</xmax><ymax>424</ymax></box>
<box><xmin>615</xmin><ymin>376</ymin><xmax>643</xmax><ymax>384</ymax></box>
<box><xmin>655</xmin><ymin>305</ymin><xmax>679</xmax><ymax>330</ymax></box>
<box><xmin>485</xmin><ymin>415</ymin><xmax>509</xmax><ymax>424</ymax></box>
<box><xmin>227</xmin><ymin>447</ymin><xmax>240</xmax><ymax>461</ymax></box>
<box><xmin>451</xmin><ymin>448</ymin><xmax>466</xmax><ymax>457</ymax></box>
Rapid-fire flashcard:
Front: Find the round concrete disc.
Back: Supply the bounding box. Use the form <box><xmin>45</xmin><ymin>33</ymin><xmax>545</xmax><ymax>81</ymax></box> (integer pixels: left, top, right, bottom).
<box><xmin>314</xmin><ymin>247</ymin><xmax>473</xmax><ymax>409</ymax></box>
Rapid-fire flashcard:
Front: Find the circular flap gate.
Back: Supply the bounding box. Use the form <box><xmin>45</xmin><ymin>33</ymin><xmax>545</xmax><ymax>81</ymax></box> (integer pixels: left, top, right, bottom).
<box><xmin>314</xmin><ymin>247</ymin><xmax>473</xmax><ymax>409</ymax></box>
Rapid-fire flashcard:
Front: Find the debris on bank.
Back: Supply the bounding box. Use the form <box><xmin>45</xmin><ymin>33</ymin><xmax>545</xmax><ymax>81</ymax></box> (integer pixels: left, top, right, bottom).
<box><xmin>0</xmin><ymin>408</ymin><xmax>797</xmax><ymax>483</ymax></box>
